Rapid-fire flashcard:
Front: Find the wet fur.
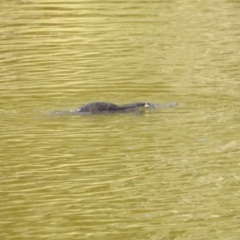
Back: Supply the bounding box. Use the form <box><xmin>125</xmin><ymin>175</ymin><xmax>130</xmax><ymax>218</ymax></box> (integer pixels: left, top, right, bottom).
<box><xmin>78</xmin><ymin>102</ymin><xmax>149</xmax><ymax>113</ymax></box>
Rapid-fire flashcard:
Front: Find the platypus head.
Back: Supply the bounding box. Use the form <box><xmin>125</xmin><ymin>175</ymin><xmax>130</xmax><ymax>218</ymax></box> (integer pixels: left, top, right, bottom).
<box><xmin>145</xmin><ymin>103</ymin><xmax>158</xmax><ymax>108</ymax></box>
<box><xmin>144</xmin><ymin>103</ymin><xmax>150</xmax><ymax>107</ymax></box>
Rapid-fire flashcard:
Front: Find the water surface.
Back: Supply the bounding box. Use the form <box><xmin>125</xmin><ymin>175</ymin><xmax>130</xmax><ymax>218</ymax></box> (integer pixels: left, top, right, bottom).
<box><xmin>1</xmin><ymin>0</ymin><xmax>240</xmax><ymax>239</ymax></box>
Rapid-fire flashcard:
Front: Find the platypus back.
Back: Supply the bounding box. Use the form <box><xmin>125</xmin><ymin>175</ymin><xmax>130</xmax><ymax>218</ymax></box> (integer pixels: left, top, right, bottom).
<box><xmin>77</xmin><ymin>102</ymin><xmax>149</xmax><ymax>113</ymax></box>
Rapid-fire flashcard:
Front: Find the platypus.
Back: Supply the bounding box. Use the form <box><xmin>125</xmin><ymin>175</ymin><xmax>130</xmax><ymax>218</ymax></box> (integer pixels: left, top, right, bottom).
<box><xmin>77</xmin><ymin>102</ymin><xmax>150</xmax><ymax>113</ymax></box>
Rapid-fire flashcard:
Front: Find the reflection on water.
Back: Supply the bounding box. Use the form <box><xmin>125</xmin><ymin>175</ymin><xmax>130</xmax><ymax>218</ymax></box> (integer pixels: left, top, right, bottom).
<box><xmin>1</xmin><ymin>0</ymin><xmax>240</xmax><ymax>239</ymax></box>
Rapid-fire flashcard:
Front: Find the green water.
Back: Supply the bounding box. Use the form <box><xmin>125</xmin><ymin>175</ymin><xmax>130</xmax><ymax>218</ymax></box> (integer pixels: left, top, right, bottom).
<box><xmin>1</xmin><ymin>0</ymin><xmax>240</xmax><ymax>239</ymax></box>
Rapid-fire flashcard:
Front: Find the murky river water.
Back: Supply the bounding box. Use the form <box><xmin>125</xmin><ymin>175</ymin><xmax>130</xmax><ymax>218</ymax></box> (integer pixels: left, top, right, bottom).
<box><xmin>1</xmin><ymin>0</ymin><xmax>240</xmax><ymax>239</ymax></box>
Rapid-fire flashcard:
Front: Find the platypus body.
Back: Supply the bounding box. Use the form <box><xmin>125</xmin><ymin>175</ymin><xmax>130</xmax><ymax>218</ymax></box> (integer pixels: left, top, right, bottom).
<box><xmin>51</xmin><ymin>102</ymin><xmax>177</xmax><ymax>116</ymax></box>
<box><xmin>77</xmin><ymin>102</ymin><xmax>150</xmax><ymax>114</ymax></box>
